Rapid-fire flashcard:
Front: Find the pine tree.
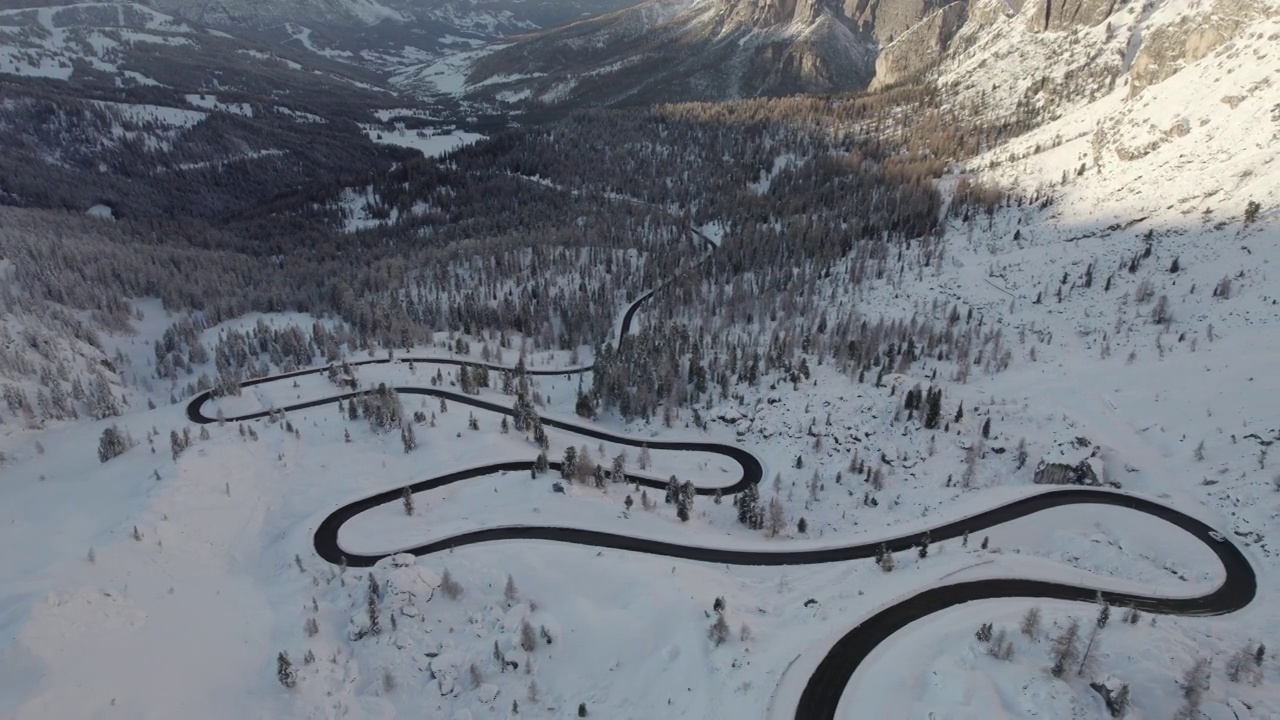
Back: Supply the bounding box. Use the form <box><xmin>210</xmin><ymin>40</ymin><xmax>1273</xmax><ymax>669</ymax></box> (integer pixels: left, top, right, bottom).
<box><xmin>766</xmin><ymin>496</ymin><xmax>786</xmax><ymax>537</ymax></box>
<box><xmin>924</xmin><ymin>387</ymin><xmax>943</xmax><ymax>429</ymax></box>
<box><xmin>1175</xmin><ymin>657</ymin><xmax>1211</xmax><ymax>719</ymax></box>
<box><xmin>797</xmin><ymin>517</ymin><xmax>808</xmax><ymax>533</ymax></box>
<box><xmin>277</xmin><ymin>651</ymin><xmax>297</xmax><ymax>688</ymax></box>
<box><xmin>366</xmin><ymin>572</ymin><xmax>381</xmax><ymax>636</ymax></box>
<box><xmin>877</xmin><ymin>544</ymin><xmax>894</xmax><ymax>572</ymax></box>
<box><xmin>736</xmin><ymin>482</ymin><xmax>762</xmax><ymax>529</ymax></box>
<box><xmin>1020</xmin><ymin>607</ymin><xmax>1041</xmax><ymax>637</ymax></box>
<box><xmin>97</xmin><ymin>425</ymin><xmax>131</xmax><ymax>462</ymax></box>
<box><xmin>401</xmin><ymin>422</ymin><xmax>417</xmax><ymax>453</ymax></box>
<box><xmin>1050</xmin><ymin>618</ymin><xmax>1081</xmax><ymax>678</ymax></box>
<box><xmin>439</xmin><ymin>568</ymin><xmax>463</xmax><ymax>599</ymax></box>
<box><xmin>611</xmin><ymin>452</ymin><xmax>626</xmax><ymax>482</ymax></box>
<box><xmin>402</xmin><ymin>487</ymin><xmax>414</xmax><ymax>515</ymax></box>
<box><xmin>504</xmin><ymin>574</ymin><xmax>519</xmax><ymax>604</ymax></box>
<box><xmin>562</xmin><ymin>446</ymin><xmax>578</xmax><ymax>480</ymax></box>
<box><xmin>708</xmin><ymin>613</ymin><xmax>729</xmax><ymax>646</ymax></box>
<box><xmin>520</xmin><ymin>620</ymin><xmax>537</xmax><ymax>652</ymax></box>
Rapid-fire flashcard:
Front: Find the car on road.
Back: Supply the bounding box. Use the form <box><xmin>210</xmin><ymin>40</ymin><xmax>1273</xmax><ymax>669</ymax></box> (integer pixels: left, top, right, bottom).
<box><xmin>1209</xmin><ymin>531</ymin><xmax>1226</xmax><ymax>542</ymax></box>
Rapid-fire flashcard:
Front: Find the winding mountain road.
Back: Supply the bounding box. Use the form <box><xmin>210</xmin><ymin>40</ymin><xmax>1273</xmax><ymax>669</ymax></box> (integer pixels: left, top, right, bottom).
<box><xmin>186</xmin><ymin>229</ymin><xmax>1256</xmax><ymax>719</ymax></box>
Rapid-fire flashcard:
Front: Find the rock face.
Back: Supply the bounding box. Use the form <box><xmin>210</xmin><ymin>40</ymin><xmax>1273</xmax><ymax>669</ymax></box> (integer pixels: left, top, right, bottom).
<box><xmin>468</xmin><ymin>0</ymin><xmax>950</xmax><ymax>103</ymax></box>
<box><xmin>870</xmin><ymin>0</ymin><xmax>967</xmax><ymax>90</ymax></box>
<box><xmin>1023</xmin><ymin>0</ymin><xmax>1115</xmax><ymax>33</ymax></box>
<box><xmin>468</xmin><ymin>0</ymin><xmax>1277</xmax><ymax>107</ymax></box>
<box><xmin>1128</xmin><ymin>0</ymin><xmax>1261</xmax><ymax>97</ymax></box>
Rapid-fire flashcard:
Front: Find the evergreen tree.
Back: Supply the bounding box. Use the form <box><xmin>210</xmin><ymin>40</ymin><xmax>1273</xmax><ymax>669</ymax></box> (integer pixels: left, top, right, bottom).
<box><xmin>1050</xmin><ymin>618</ymin><xmax>1081</xmax><ymax>678</ymax></box>
<box><xmin>736</xmin><ymin>482</ymin><xmax>763</xmax><ymax>529</ymax></box>
<box><xmin>708</xmin><ymin>613</ymin><xmax>729</xmax><ymax>646</ymax></box>
<box><xmin>561</xmin><ymin>446</ymin><xmax>578</xmax><ymax>480</ymax></box>
<box><xmin>402</xmin><ymin>487</ymin><xmax>414</xmax><ymax>516</ymax></box>
<box><xmin>97</xmin><ymin>425</ymin><xmax>131</xmax><ymax>462</ymax></box>
<box><xmin>924</xmin><ymin>387</ymin><xmax>942</xmax><ymax>429</ymax></box>
<box><xmin>277</xmin><ymin>651</ymin><xmax>297</xmax><ymax>688</ymax></box>
<box><xmin>766</xmin><ymin>496</ymin><xmax>786</xmax><ymax>537</ymax></box>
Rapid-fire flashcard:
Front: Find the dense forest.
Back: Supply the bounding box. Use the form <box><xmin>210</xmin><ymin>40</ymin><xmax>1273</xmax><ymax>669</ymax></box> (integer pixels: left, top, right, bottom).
<box><xmin>1</xmin><ymin>83</ymin><xmax>1054</xmax><ymax>424</ymax></box>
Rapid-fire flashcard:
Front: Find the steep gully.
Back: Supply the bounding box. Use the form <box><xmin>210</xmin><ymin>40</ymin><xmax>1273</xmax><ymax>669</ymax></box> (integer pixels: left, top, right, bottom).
<box><xmin>186</xmin><ymin>231</ymin><xmax>1255</xmax><ymax>720</ymax></box>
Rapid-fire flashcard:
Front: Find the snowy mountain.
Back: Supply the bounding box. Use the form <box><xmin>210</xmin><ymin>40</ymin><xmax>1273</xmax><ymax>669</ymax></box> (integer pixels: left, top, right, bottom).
<box><xmin>456</xmin><ymin>0</ymin><xmax>1278</xmax><ymax>106</ymax></box>
<box><xmin>0</xmin><ymin>0</ymin><xmax>1278</xmax><ymax>718</ymax></box>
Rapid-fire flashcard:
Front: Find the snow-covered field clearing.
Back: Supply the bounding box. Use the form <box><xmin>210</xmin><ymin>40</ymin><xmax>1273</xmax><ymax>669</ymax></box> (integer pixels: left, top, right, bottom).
<box><xmin>362</xmin><ymin>123</ymin><xmax>486</xmax><ymax>157</ymax></box>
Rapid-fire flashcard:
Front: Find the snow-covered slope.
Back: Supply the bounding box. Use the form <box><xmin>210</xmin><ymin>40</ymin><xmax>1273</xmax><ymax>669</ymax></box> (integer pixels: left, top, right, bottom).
<box><xmin>0</xmin><ymin>0</ymin><xmax>1278</xmax><ymax>718</ymax></box>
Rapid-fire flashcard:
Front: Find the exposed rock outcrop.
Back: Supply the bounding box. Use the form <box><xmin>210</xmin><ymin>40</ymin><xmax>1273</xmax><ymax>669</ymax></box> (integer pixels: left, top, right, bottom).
<box><xmin>870</xmin><ymin>1</ymin><xmax>967</xmax><ymax>90</ymax></box>
<box><xmin>1128</xmin><ymin>0</ymin><xmax>1262</xmax><ymax>96</ymax></box>
<box><xmin>1023</xmin><ymin>0</ymin><xmax>1115</xmax><ymax>33</ymax></box>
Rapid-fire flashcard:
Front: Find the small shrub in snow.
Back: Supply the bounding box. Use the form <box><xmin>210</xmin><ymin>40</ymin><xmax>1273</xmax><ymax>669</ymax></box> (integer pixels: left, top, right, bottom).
<box><xmin>578</xmin><ymin>702</ymin><xmax>588</xmax><ymax>717</ymax></box>
<box><xmin>304</xmin><ymin>617</ymin><xmax>318</xmax><ymax>637</ymax></box>
<box><xmin>1244</xmin><ymin>199</ymin><xmax>1261</xmax><ymax>225</ymax></box>
<box><xmin>739</xmin><ymin>623</ymin><xmax>752</xmax><ymax>642</ymax></box>
<box><xmin>468</xmin><ymin>663</ymin><xmax>483</xmax><ymax>690</ymax></box>
<box><xmin>975</xmin><ymin>622</ymin><xmax>994</xmax><ymax>643</ymax></box>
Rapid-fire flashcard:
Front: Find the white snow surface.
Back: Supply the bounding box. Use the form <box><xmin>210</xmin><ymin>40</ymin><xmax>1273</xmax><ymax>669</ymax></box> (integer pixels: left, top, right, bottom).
<box><xmin>2</xmin><ymin>3</ymin><xmax>1280</xmax><ymax>719</ymax></box>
